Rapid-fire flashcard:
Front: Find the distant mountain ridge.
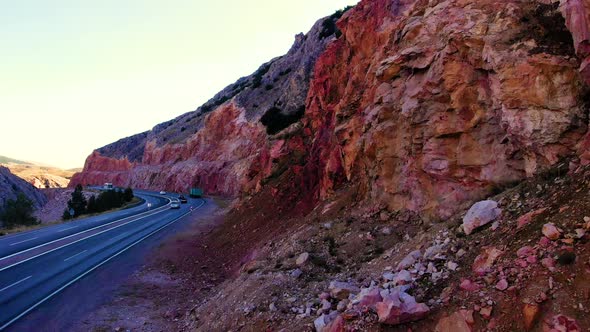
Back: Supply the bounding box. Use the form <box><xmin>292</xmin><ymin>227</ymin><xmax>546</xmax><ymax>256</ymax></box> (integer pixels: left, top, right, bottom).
<box><xmin>0</xmin><ymin>155</ymin><xmax>32</xmax><ymax>165</ymax></box>
<box><xmin>0</xmin><ymin>155</ymin><xmax>77</xmax><ymax>188</ymax></box>
<box><xmin>0</xmin><ymin>166</ymin><xmax>46</xmax><ymax>220</ymax></box>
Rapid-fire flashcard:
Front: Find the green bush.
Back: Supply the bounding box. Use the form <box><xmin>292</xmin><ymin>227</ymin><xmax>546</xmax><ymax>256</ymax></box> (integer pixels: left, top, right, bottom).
<box><xmin>1</xmin><ymin>193</ymin><xmax>39</xmax><ymax>228</ymax></box>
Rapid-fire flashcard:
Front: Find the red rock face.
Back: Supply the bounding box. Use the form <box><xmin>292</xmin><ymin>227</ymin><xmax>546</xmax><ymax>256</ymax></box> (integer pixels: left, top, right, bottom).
<box><xmin>560</xmin><ymin>0</ymin><xmax>590</xmax><ymax>84</ymax></box>
<box><xmin>73</xmin><ymin>0</ymin><xmax>590</xmax><ymax>219</ymax></box>
<box><xmin>71</xmin><ymin>103</ymin><xmax>273</xmax><ymax>195</ymax></box>
<box><xmin>298</xmin><ymin>0</ymin><xmax>588</xmax><ymax>219</ymax></box>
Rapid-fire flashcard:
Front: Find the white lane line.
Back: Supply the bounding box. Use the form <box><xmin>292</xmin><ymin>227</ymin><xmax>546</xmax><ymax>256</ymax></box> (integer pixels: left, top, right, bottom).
<box><xmin>0</xmin><ymin>275</ymin><xmax>33</xmax><ymax>293</ymax></box>
<box><xmin>0</xmin><ymin>198</ymin><xmax>206</xmax><ymax>331</ymax></box>
<box><xmin>0</xmin><ymin>203</ymin><xmax>171</xmax><ymax>273</ymax></box>
<box><xmin>63</xmin><ymin>250</ymin><xmax>88</xmax><ymax>262</ymax></box>
<box><xmin>9</xmin><ymin>237</ymin><xmax>38</xmax><ymax>246</ymax></box>
<box><xmin>0</xmin><ymin>193</ymin><xmax>154</xmax><ymax>246</ymax></box>
<box><xmin>57</xmin><ymin>226</ymin><xmax>78</xmax><ymax>233</ymax></box>
<box><xmin>0</xmin><ymin>195</ymin><xmax>172</xmax><ymax>265</ymax></box>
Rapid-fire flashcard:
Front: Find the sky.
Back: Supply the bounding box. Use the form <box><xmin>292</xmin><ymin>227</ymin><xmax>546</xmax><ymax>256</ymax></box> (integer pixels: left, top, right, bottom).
<box><xmin>0</xmin><ymin>0</ymin><xmax>358</xmax><ymax>169</ymax></box>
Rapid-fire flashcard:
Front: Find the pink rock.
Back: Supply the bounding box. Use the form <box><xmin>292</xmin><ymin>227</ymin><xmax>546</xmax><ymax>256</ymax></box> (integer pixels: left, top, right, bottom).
<box><xmin>541</xmin><ymin>257</ymin><xmax>556</xmax><ymax>272</ymax></box>
<box><xmin>434</xmin><ymin>311</ymin><xmax>473</xmax><ymax>332</ymax></box>
<box><xmin>516</xmin><ymin>259</ymin><xmax>528</xmax><ymax>268</ymax></box>
<box><xmin>495</xmin><ymin>279</ymin><xmax>508</xmax><ymax>291</ymax></box>
<box><xmin>526</xmin><ymin>255</ymin><xmax>537</xmax><ymax>264</ymax></box>
<box><xmin>356</xmin><ymin>287</ymin><xmax>382</xmax><ymax>308</ymax></box>
<box><xmin>329</xmin><ymin>281</ymin><xmax>360</xmax><ymax>300</ymax></box>
<box><xmin>472</xmin><ymin>247</ymin><xmax>503</xmax><ymax>275</ymax></box>
<box><xmin>517</xmin><ymin>246</ymin><xmax>535</xmax><ymax>258</ymax></box>
<box><xmin>375</xmin><ymin>289</ymin><xmax>430</xmax><ymax>325</ymax></box>
<box><xmin>460</xmin><ymin>279</ymin><xmax>481</xmax><ymax>292</ymax></box>
<box><xmin>517</xmin><ymin>208</ymin><xmax>547</xmax><ymax>229</ymax></box>
<box><xmin>542</xmin><ymin>223</ymin><xmax>561</xmax><ymax>241</ymax></box>
<box><xmin>462</xmin><ymin>200</ymin><xmax>502</xmax><ymax>235</ymax></box>
<box><xmin>539</xmin><ymin>236</ymin><xmax>552</xmax><ymax>247</ymax></box>
<box><xmin>479</xmin><ymin>306</ymin><xmax>493</xmax><ymax>320</ymax></box>
<box><xmin>544</xmin><ymin>314</ymin><xmax>581</xmax><ymax>332</ymax></box>
<box><xmin>325</xmin><ymin>315</ymin><xmax>345</xmax><ymax>332</ymax></box>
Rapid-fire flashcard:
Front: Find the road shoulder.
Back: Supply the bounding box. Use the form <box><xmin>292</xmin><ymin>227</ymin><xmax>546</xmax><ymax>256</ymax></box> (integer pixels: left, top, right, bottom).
<box><xmin>72</xmin><ymin>200</ymin><xmax>229</xmax><ymax>332</ymax></box>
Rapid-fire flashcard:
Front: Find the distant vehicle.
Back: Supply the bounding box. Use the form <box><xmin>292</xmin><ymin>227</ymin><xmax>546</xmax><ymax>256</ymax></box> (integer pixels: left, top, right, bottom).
<box><xmin>178</xmin><ymin>195</ymin><xmax>188</xmax><ymax>204</ymax></box>
<box><xmin>189</xmin><ymin>188</ymin><xmax>203</xmax><ymax>198</ymax></box>
<box><xmin>160</xmin><ymin>191</ymin><xmax>166</xmax><ymax>195</ymax></box>
<box><xmin>103</xmin><ymin>183</ymin><xmax>114</xmax><ymax>190</ymax></box>
<box><xmin>170</xmin><ymin>199</ymin><xmax>180</xmax><ymax>209</ymax></box>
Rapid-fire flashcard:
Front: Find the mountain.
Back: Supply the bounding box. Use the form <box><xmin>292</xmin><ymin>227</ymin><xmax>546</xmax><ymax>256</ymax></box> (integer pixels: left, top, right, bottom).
<box><xmin>0</xmin><ymin>166</ymin><xmax>47</xmax><ymax>219</ymax></box>
<box><xmin>0</xmin><ymin>155</ymin><xmax>32</xmax><ymax>165</ymax></box>
<box><xmin>71</xmin><ymin>0</ymin><xmax>590</xmax><ymax>330</ymax></box>
<box><xmin>0</xmin><ymin>156</ymin><xmax>77</xmax><ymax>188</ymax></box>
<box><xmin>70</xmin><ymin>9</ymin><xmax>348</xmax><ymax>195</ymax></box>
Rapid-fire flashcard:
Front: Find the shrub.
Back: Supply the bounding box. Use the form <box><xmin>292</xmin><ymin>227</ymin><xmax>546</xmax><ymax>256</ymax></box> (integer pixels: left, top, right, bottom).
<box><xmin>1</xmin><ymin>193</ymin><xmax>39</xmax><ymax>228</ymax></box>
<box><xmin>260</xmin><ymin>106</ymin><xmax>305</xmax><ymax>135</ymax></box>
<box><xmin>67</xmin><ymin>184</ymin><xmax>87</xmax><ymax>217</ymax></box>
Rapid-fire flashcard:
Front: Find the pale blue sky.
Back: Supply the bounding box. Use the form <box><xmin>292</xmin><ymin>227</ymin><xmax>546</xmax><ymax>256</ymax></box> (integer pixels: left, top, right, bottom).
<box><xmin>0</xmin><ymin>0</ymin><xmax>357</xmax><ymax>169</ymax></box>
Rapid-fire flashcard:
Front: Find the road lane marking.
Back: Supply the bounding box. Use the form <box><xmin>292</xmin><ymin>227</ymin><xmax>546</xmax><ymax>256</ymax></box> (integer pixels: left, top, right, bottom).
<box><xmin>9</xmin><ymin>237</ymin><xmax>38</xmax><ymax>246</ymax></box>
<box><xmin>0</xmin><ymin>198</ymin><xmax>206</xmax><ymax>331</ymax></box>
<box><xmin>0</xmin><ymin>195</ymin><xmax>172</xmax><ymax>266</ymax></box>
<box><xmin>0</xmin><ymin>204</ymin><xmax>171</xmax><ymax>272</ymax></box>
<box><xmin>63</xmin><ymin>250</ymin><xmax>88</xmax><ymax>262</ymax></box>
<box><xmin>0</xmin><ymin>193</ymin><xmax>153</xmax><ymax>245</ymax></box>
<box><xmin>0</xmin><ymin>275</ymin><xmax>32</xmax><ymax>293</ymax></box>
<box><xmin>57</xmin><ymin>226</ymin><xmax>78</xmax><ymax>233</ymax></box>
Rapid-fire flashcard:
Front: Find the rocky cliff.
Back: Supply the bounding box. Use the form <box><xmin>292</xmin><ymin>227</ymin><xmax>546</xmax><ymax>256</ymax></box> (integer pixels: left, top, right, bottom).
<box><xmin>71</xmin><ymin>11</ymin><xmax>346</xmax><ymax>195</ymax></box>
<box><xmin>0</xmin><ymin>166</ymin><xmax>47</xmax><ymax>216</ymax></box>
<box><xmin>73</xmin><ymin>0</ymin><xmax>589</xmax><ymax>220</ymax></box>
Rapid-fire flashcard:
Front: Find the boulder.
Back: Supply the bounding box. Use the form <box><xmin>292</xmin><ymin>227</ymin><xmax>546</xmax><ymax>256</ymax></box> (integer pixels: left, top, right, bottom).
<box><xmin>355</xmin><ymin>287</ymin><xmax>382</xmax><ymax>308</ymax></box>
<box><xmin>397</xmin><ymin>250</ymin><xmax>422</xmax><ymax>270</ymax></box>
<box><xmin>462</xmin><ymin>200</ymin><xmax>502</xmax><ymax>235</ymax></box>
<box><xmin>375</xmin><ymin>289</ymin><xmax>429</xmax><ymax>325</ymax></box>
<box><xmin>523</xmin><ymin>303</ymin><xmax>540</xmax><ymax>331</ymax></box>
<box><xmin>296</xmin><ymin>252</ymin><xmax>310</xmax><ymax>266</ymax></box>
<box><xmin>329</xmin><ymin>281</ymin><xmax>360</xmax><ymax>300</ymax></box>
<box><xmin>435</xmin><ymin>310</ymin><xmax>473</xmax><ymax>332</ymax></box>
<box><xmin>517</xmin><ymin>208</ymin><xmax>547</xmax><ymax>229</ymax></box>
<box><xmin>472</xmin><ymin>247</ymin><xmax>503</xmax><ymax>275</ymax></box>
<box><xmin>542</xmin><ymin>223</ymin><xmax>561</xmax><ymax>240</ymax></box>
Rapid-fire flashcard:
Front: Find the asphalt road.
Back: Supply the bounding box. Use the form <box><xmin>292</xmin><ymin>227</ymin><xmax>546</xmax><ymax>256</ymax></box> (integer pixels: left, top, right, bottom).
<box><xmin>0</xmin><ymin>190</ymin><xmax>206</xmax><ymax>330</ymax></box>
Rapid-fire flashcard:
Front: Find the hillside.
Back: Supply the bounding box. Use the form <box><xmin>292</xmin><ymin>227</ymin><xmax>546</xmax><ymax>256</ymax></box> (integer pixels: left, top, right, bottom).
<box><xmin>70</xmin><ymin>0</ymin><xmax>590</xmax><ymax>331</ymax></box>
<box><xmin>0</xmin><ymin>155</ymin><xmax>77</xmax><ymax>188</ymax></box>
<box><xmin>0</xmin><ymin>155</ymin><xmax>31</xmax><ymax>165</ymax></box>
<box><xmin>0</xmin><ymin>166</ymin><xmax>47</xmax><ymax>222</ymax></box>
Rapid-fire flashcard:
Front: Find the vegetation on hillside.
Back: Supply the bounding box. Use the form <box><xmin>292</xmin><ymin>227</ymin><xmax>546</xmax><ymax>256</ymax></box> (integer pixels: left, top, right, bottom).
<box><xmin>0</xmin><ymin>193</ymin><xmax>39</xmax><ymax>229</ymax></box>
<box><xmin>63</xmin><ymin>185</ymin><xmax>135</xmax><ymax>220</ymax></box>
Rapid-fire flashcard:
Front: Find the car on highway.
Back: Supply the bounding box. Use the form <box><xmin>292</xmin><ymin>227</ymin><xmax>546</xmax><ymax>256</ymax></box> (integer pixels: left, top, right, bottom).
<box><xmin>170</xmin><ymin>199</ymin><xmax>181</xmax><ymax>209</ymax></box>
<box><xmin>178</xmin><ymin>195</ymin><xmax>188</xmax><ymax>203</ymax></box>
<box><xmin>159</xmin><ymin>191</ymin><xmax>166</xmax><ymax>195</ymax></box>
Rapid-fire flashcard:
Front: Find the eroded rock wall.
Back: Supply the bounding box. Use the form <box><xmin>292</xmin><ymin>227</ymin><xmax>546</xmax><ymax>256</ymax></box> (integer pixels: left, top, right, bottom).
<box><xmin>73</xmin><ymin>0</ymin><xmax>590</xmax><ymax>219</ymax></box>
<box><xmin>295</xmin><ymin>0</ymin><xmax>588</xmax><ymax>219</ymax></box>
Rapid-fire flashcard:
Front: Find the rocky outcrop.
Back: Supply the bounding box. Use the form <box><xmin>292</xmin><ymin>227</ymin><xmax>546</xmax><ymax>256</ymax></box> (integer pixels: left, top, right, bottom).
<box><xmin>74</xmin><ymin>0</ymin><xmax>589</xmax><ymax>219</ymax></box>
<box><xmin>295</xmin><ymin>0</ymin><xmax>588</xmax><ymax>219</ymax></box>
<box><xmin>71</xmin><ymin>13</ymin><xmax>342</xmax><ymax>195</ymax></box>
<box><xmin>559</xmin><ymin>0</ymin><xmax>590</xmax><ymax>84</ymax></box>
<box><xmin>0</xmin><ymin>166</ymin><xmax>46</xmax><ymax>216</ymax></box>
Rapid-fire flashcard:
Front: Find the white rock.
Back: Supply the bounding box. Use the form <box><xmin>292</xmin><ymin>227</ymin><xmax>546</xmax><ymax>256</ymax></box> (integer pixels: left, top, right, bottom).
<box><xmin>462</xmin><ymin>200</ymin><xmax>502</xmax><ymax>235</ymax></box>
<box><xmin>296</xmin><ymin>252</ymin><xmax>310</xmax><ymax>266</ymax></box>
<box><xmin>397</xmin><ymin>250</ymin><xmax>422</xmax><ymax>270</ymax></box>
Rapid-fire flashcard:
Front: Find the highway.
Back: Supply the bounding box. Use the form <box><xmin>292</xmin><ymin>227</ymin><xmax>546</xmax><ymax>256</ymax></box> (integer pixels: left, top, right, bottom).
<box><xmin>0</xmin><ymin>190</ymin><xmax>205</xmax><ymax>330</ymax></box>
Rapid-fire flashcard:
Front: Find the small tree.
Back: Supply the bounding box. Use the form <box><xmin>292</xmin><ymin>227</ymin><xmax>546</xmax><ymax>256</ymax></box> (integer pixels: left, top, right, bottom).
<box><xmin>123</xmin><ymin>187</ymin><xmax>134</xmax><ymax>202</ymax></box>
<box><xmin>62</xmin><ymin>209</ymin><xmax>72</xmax><ymax>220</ymax></box>
<box><xmin>67</xmin><ymin>184</ymin><xmax>87</xmax><ymax>217</ymax></box>
<box><xmin>86</xmin><ymin>195</ymin><xmax>97</xmax><ymax>214</ymax></box>
<box><xmin>1</xmin><ymin>193</ymin><xmax>39</xmax><ymax>228</ymax></box>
